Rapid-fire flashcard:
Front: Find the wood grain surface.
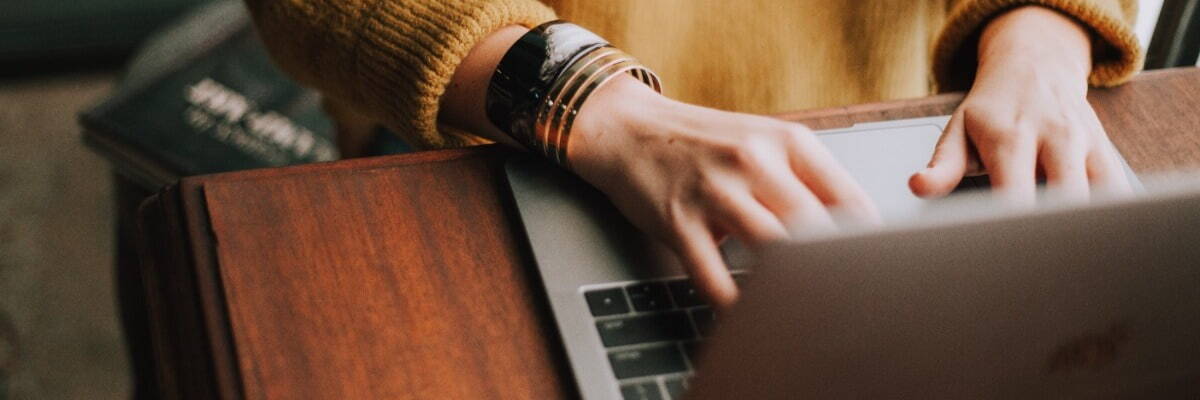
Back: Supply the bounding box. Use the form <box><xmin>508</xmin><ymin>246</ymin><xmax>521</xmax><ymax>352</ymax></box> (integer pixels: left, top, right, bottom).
<box><xmin>139</xmin><ymin>67</ymin><xmax>1200</xmax><ymax>399</ymax></box>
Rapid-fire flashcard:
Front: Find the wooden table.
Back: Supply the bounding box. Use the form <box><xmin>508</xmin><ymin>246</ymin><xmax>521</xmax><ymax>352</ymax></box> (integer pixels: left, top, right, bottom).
<box><xmin>136</xmin><ymin>68</ymin><xmax>1200</xmax><ymax>399</ymax></box>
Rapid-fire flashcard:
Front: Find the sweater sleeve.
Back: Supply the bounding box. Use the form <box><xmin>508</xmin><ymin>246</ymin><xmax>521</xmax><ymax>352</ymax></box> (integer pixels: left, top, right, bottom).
<box><xmin>243</xmin><ymin>0</ymin><xmax>557</xmax><ymax>148</ymax></box>
<box><xmin>933</xmin><ymin>0</ymin><xmax>1142</xmax><ymax>91</ymax></box>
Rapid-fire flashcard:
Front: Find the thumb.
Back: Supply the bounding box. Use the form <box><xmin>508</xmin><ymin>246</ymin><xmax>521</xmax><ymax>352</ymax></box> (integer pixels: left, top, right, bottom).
<box><xmin>910</xmin><ymin>113</ymin><xmax>969</xmax><ymax>198</ymax></box>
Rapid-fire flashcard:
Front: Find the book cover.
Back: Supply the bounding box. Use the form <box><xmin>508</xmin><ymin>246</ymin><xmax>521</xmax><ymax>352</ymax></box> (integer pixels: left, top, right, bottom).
<box><xmin>81</xmin><ymin>0</ymin><xmax>408</xmax><ymax>190</ymax></box>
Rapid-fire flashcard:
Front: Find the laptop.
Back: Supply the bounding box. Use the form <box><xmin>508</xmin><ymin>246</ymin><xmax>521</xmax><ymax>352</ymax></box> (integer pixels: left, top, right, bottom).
<box><xmin>504</xmin><ymin>116</ymin><xmax>1171</xmax><ymax>399</ymax></box>
<box><xmin>687</xmin><ymin>180</ymin><xmax>1200</xmax><ymax>399</ymax></box>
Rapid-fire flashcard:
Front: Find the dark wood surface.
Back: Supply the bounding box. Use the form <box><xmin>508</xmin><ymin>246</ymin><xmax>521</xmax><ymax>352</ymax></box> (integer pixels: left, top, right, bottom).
<box><xmin>137</xmin><ymin>67</ymin><xmax>1200</xmax><ymax>399</ymax></box>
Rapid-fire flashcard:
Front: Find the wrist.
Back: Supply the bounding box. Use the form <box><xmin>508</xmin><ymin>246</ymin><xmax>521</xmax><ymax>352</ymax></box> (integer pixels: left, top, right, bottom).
<box><xmin>440</xmin><ymin>25</ymin><xmax>529</xmax><ymax>144</ymax></box>
<box><xmin>978</xmin><ymin>6</ymin><xmax>1092</xmax><ymax>81</ymax></box>
<box><xmin>569</xmin><ymin>74</ymin><xmax>672</xmax><ymax>176</ymax></box>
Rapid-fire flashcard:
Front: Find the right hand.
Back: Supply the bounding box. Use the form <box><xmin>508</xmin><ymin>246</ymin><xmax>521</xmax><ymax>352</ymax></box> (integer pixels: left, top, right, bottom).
<box><xmin>569</xmin><ymin>76</ymin><xmax>880</xmax><ymax>308</ymax></box>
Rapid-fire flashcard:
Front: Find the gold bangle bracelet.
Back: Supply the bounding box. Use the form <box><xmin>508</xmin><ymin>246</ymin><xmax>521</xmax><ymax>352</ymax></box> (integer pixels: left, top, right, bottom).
<box><xmin>533</xmin><ymin>46</ymin><xmax>661</xmax><ymax>167</ymax></box>
<box><xmin>536</xmin><ymin>47</ymin><xmax>627</xmax><ymax>158</ymax></box>
<box><xmin>541</xmin><ymin>51</ymin><xmax>634</xmax><ymax>161</ymax></box>
<box><xmin>548</xmin><ymin>62</ymin><xmax>660</xmax><ymax>166</ymax></box>
<box><xmin>547</xmin><ymin>60</ymin><xmax>637</xmax><ymax>165</ymax></box>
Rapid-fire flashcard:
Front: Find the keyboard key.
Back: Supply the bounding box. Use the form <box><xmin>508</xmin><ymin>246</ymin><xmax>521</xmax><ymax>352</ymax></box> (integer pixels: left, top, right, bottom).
<box><xmin>620</xmin><ymin>381</ymin><xmax>664</xmax><ymax>400</ymax></box>
<box><xmin>585</xmin><ymin>288</ymin><xmax>630</xmax><ymax>316</ymax></box>
<box><xmin>626</xmin><ymin>282</ymin><xmax>673</xmax><ymax>311</ymax></box>
<box><xmin>690</xmin><ymin>307</ymin><xmax>716</xmax><ymax>337</ymax></box>
<box><xmin>666</xmin><ymin>279</ymin><xmax>703</xmax><ymax>308</ymax></box>
<box><xmin>663</xmin><ymin>377</ymin><xmax>688</xmax><ymax>399</ymax></box>
<box><xmin>596</xmin><ymin>311</ymin><xmax>695</xmax><ymax>347</ymax></box>
<box><xmin>609</xmin><ymin>345</ymin><xmax>688</xmax><ymax>379</ymax></box>
<box><xmin>682</xmin><ymin>341</ymin><xmax>702</xmax><ymax>364</ymax></box>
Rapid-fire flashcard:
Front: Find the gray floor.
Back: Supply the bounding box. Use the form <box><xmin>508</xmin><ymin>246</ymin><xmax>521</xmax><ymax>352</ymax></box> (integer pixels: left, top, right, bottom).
<box><xmin>0</xmin><ymin>72</ymin><xmax>129</xmax><ymax>399</ymax></box>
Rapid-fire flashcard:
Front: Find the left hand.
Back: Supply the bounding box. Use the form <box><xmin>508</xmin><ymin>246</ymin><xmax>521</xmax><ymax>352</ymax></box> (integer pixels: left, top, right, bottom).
<box><xmin>909</xmin><ymin>5</ymin><xmax>1132</xmax><ymax>204</ymax></box>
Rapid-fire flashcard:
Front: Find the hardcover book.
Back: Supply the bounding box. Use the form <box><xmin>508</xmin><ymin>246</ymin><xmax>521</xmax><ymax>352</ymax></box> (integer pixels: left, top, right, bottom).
<box><xmin>81</xmin><ymin>0</ymin><xmax>408</xmax><ymax>190</ymax></box>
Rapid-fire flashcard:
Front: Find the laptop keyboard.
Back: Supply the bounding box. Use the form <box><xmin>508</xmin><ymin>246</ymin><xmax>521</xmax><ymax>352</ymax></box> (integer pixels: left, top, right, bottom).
<box><xmin>574</xmin><ymin>177</ymin><xmax>995</xmax><ymax>399</ymax></box>
<box><xmin>583</xmin><ymin>273</ymin><xmax>745</xmax><ymax>400</ymax></box>
<box><xmin>578</xmin><ymin>176</ymin><xmax>990</xmax><ymax>400</ymax></box>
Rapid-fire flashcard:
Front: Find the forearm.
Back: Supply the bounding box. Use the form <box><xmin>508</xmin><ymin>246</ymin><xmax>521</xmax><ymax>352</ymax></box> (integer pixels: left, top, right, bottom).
<box><xmin>243</xmin><ymin>0</ymin><xmax>555</xmax><ymax>148</ymax></box>
<box><xmin>933</xmin><ymin>0</ymin><xmax>1141</xmax><ymax>91</ymax></box>
<box><xmin>438</xmin><ymin>25</ymin><xmax>530</xmax><ymax>147</ymax></box>
<box><xmin>977</xmin><ymin>6</ymin><xmax>1092</xmax><ymax>86</ymax></box>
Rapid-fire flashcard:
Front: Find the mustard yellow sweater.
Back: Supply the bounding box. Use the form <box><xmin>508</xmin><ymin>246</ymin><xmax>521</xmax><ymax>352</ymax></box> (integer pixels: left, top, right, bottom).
<box><xmin>243</xmin><ymin>0</ymin><xmax>1141</xmax><ymax>150</ymax></box>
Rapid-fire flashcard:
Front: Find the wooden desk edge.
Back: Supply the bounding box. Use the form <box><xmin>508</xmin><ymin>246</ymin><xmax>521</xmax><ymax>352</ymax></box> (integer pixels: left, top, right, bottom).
<box><xmin>137</xmin><ymin>181</ymin><xmax>242</xmax><ymax>399</ymax></box>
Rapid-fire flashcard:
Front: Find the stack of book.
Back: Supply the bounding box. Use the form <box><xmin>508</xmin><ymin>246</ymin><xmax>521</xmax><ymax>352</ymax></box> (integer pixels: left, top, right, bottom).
<box><xmin>81</xmin><ymin>0</ymin><xmax>409</xmax><ymax>191</ymax></box>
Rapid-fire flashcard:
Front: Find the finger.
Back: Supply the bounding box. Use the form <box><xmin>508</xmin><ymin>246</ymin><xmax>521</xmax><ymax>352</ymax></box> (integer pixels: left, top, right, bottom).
<box><xmin>672</xmin><ymin>219</ymin><xmax>738</xmax><ymax>308</ymax></box>
<box><xmin>1087</xmin><ymin>140</ymin><xmax>1133</xmax><ymax>196</ymax></box>
<box><xmin>910</xmin><ymin>112</ymin><xmax>969</xmax><ymax>198</ymax></box>
<box><xmin>786</xmin><ymin>133</ymin><xmax>881</xmax><ymax>224</ymax></box>
<box><xmin>1039</xmin><ymin>135</ymin><xmax>1090</xmax><ymax>202</ymax></box>
<box><xmin>978</xmin><ymin>129</ymin><xmax>1038</xmax><ymax>206</ymax></box>
<box><xmin>964</xmin><ymin>145</ymin><xmax>986</xmax><ymax>177</ymax></box>
<box><xmin>708</xmin><ymin>188</ymin><xmax>790</xmax><ymax>245</ymax></box>
<box><xmin>1078</xmin><ymin>107</ymin><xmax>1134</xmax><ymax>197</ymax></box>
<box><xmin>751</xmin><ymin>163</ymin><xmax>838</xmax><ymax>232</ymax></box>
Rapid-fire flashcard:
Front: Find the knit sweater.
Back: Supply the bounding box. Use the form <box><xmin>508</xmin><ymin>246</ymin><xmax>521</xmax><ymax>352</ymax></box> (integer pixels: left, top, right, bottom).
<box><xmin>243</xmin><ymin>0</ymin><xmax>1141</xmax><ymax>150</ymax></box>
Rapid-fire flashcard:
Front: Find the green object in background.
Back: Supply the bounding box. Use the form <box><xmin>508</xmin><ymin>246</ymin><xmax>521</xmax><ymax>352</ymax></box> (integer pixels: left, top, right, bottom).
<box><xmin>0</xmin><ymin>0</ymin><xmax>211</xmax><ymax>63</ymax></box>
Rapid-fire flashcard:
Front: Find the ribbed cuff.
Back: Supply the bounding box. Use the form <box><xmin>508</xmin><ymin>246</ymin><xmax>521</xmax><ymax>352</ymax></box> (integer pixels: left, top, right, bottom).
<box><xmin>354</xmin><ymin>0</ymin><xmax>556</xmax><ymax>148</ymax></box>
<box><xmin>933</xmin><ymin>0</ymin><xmax>1143</xmax><ymax>92</ymax></box>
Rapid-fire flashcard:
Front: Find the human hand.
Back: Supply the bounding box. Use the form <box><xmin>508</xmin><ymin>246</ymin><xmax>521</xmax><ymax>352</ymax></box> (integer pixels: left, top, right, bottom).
<box><xmin>910</xmin><ymin>6</ymin><xmax>1132</xmax><ymax>203</ymax></box>
<box><xmin>569</xmin><ymin>76</ymin><xmax>880</xmax><ymax>307</ymax></box>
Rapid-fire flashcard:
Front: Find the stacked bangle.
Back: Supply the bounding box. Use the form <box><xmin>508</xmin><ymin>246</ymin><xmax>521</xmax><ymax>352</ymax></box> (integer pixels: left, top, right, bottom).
<box><xmin>486</xmin><ymin>21</ymin><xmax>662</xmax><ymax>168</ymax></box>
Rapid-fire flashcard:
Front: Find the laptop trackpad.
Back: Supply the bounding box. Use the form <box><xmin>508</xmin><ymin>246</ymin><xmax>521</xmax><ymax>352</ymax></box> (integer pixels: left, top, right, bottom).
<box><xmin>816</xmin><ymin>122</ymin><xmax>945</xmax><ymax>223</ymax></box>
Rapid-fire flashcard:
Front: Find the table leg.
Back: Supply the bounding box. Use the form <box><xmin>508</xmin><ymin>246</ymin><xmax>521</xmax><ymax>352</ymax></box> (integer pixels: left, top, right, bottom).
<box><xmin>113</xmin><ymin>172</ymin><xmax>157</xmax><ymax>400</ymax></box>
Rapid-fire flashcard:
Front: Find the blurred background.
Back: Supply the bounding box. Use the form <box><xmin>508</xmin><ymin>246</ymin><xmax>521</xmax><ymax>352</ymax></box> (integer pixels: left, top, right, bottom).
<box><xmin>2</xmin><ymin>1</ymin><xmax>215</xmax><ymax>398</ymax></box>
<box><xmin>0</xmin><ymin>0</ymin><xmax>1191</xmax><ymax>398</ymax></box>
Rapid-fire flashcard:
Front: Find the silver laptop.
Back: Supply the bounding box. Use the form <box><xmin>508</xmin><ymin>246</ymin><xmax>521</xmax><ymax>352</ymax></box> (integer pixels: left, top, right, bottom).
<box><xmin>504</xmin><ymin>116</ymin><xmax>1167</xmax><ymax>399</ymax></box>
<box><xmin>687</xmin><ymin>180</ymin><xmax>1200</xmax><ymax>399</ymax></box>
